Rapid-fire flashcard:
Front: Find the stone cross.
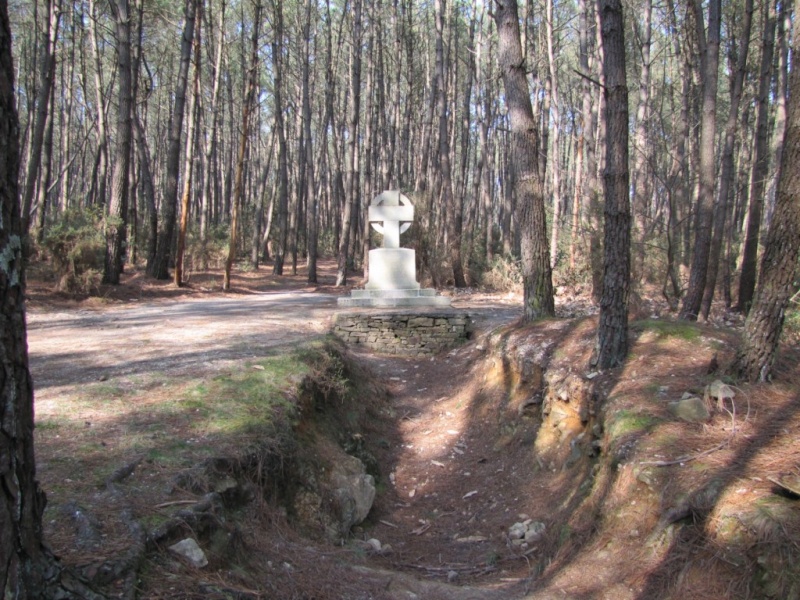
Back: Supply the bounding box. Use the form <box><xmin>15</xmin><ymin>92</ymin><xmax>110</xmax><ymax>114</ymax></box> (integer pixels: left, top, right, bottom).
<box><xmin>368</xmin><ymin>191</ymin><xmax>414</xmax><ymax>249</ymax></box>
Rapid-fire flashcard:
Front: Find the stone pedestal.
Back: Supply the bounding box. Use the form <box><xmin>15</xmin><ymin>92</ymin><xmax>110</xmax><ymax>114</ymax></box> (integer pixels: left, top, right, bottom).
<box><xmin>365</xmin><ymin>249</ymin><xmax>419</xmax><ymax>290</ymax></box>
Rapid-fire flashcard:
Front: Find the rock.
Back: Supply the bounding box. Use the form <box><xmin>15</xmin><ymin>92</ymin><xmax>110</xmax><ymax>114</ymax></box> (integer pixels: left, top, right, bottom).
<box><xmin>767</xmin><ymin>473</ymin><xmax>800</xmax><ymax>497</ymax></box>
<box><xmin>524</xmin><ymin>521</ymin><xmax>546</xmax><ymax>543</ymax></box>
<box><xmin>509</xmin><ymin>522</ymin><xmax>527</xmax><ymax>540</ymax></box>
<box><xmin>509</xmin><ymin>520</ymin><xmax>545</xmax><ymax>544</ymax></box>
<box><xmin>330</xmin><ymin>454</ymin><xmax>376</xmax><ymax>536</ymax></box>
<box><xmin>168</xmin><ymin>538</ymin><xmax>208</xmax><ymax>568</ymax></box>
<box><xmin>706</xmin><ymin>379</ymin><xmax>735</xmax><ymax>409</ymax></box>
<box><xmin>668</xmin><ymin>397</ymin><xmax>710</xmax><ymax>423</ymax></box>
<box><xmin>635</xmin><ymin>466</ymin><xmax>659</xmax><ymax>489</ymax></box>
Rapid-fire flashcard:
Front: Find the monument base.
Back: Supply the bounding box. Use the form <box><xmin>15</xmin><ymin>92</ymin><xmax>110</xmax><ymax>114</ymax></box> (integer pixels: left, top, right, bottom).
<box><xmin>333</xmin><ymin>311</ymin><xmax>472</xmax><ymax>355</ymax></box>
<box><xmin>365</xmin><ymin>248</ymin><xmax>419</xmax><ymax>290</ymax></box>
<box><xmin>339</xmin><ymin>247</ymin><xmax>451</xmax><ymax>307</ymax></box>
<box><xmin>337</xmin><ymin>288</ymin><xmax>451</xmax><ymax>308</ymax></box>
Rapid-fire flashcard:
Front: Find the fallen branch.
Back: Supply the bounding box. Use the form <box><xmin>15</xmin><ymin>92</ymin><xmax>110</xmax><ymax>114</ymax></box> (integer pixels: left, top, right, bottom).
<box><xmin>155</xmin><ymin>500</ymin><xmax>198</xmax><ymax>509</ymax></box>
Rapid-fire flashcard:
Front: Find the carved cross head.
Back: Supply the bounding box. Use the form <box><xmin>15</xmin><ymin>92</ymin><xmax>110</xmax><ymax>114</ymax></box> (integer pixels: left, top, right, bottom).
<box><xmin>368</xmin><ymin>191</ymin><xmax>414</xmax><ymax>249</ymax></box>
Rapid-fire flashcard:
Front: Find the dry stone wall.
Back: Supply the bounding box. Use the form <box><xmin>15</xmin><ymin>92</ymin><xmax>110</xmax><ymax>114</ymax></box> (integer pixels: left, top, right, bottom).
<box><xmin>333</xmin><ymin>312</ymin><xmax>473</xmax><ymax>356</ymax></box>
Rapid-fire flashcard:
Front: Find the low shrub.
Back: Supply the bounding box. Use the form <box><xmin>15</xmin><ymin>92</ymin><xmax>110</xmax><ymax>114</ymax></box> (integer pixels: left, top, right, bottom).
<box><xmin>41</xmin><ymin>207</ymin><xmax>105</xmax><ymax>293</ymax></box>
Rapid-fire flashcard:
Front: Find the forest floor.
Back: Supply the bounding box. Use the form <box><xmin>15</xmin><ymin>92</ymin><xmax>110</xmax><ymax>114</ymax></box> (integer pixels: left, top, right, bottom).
<box><xmin>23</xmin><ymin>259</ymin><xmax>800</xmax><ymax>599</ymax></box>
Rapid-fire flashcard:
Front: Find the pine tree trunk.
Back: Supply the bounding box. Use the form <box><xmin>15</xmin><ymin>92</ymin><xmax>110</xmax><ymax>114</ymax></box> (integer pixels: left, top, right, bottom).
<box><xmin>0</xmin><ymin>8</ymin><xmax>95</xmax><ymax>594</ymax></box>
<box><xmin>336</xmin><ymin>0</ymin><xmax>363</xmax><ymax>287</ymax></box>
<box><xmin>700</xmin><ymin>0</ymin><xmax>753</xmax><ymax>319</ymax></box>
<box><xmin>545</xmin><ymin>0</ymin><xmax>563</xmax><ymax>268</ymax></box>
<box><xmin>103</xmin><ymin>0</ymin><xmax>133</xmax><ymax>285</ymax></box>
<box><xmin>200</xmin><ymin>0</ymin><xmax>225</xmax><ymax>244</ymax></box>
<box><xmin>679</xmin><ymin>0</ymin><xmax>722</xmax><ymax>320</ymax></box>
<box><xmin>223</xmin><ymin>0</ymin><xmax>260</xmax><ymax>291</ymax></box>
<box><xmin>630</xmin><ymin>0</ymin><xmax>652</xmax><ymax>284</ymax></box>
<box><xmin>272</xmin><ymin>0</ymin><xmax>289</xmax><ymax>275</ymax></box>
<box><xmin>732</xmin><ymin>4</ymin><xmax>800</xmax><ymax>382</ymax></box>
<box><xmin>149</xmin><ymin>0</ymin><xmax>197</xmax><ymax>279</ymax></box>
<box><xmin>594</xmin><ymin>0</ymin><xmax>631</xmax><ymax>369</ymax></box>
<box><xmin>493</xmin><ymin>0</ymin><xmax>554</xmax><ymax>322</ymax></box>
<box><xmin>175</xmin><ymin>3</ymin><xmax>202</xmax><ymax>287</ymax></box>
<box><xmin>34</xmin><ymin>85</ymin><xmax>55</xmax><ymax>242</ymax></box>
<box><xmin>435</xmin><ymin>0</ymin><xmax>466</xmax><ymax>288</ymax></box>
<box><xmin>737</xmin><ymin>0</ymin><xmax>777</xmax><ymax>313</ymax></box>
<box><xmin>21</xmin><ymin>0</ymin><xmax>59</xmax><ymax>234</ymax></box>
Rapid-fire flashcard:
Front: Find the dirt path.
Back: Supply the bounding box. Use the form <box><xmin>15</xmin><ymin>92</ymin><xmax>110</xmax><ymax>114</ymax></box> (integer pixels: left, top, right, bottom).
<box><xmin>27</xmin><ymin>291</ymin><xmax>339</xmax><ymax>394</ymax></box>
<box><xmin>26</xmin><ymin>289</ymin><xmax>523</xmax><ymax>395</ymax></box>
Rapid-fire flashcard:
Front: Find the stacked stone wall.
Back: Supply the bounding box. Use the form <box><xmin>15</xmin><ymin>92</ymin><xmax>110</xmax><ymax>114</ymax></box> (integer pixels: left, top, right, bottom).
<box><xmin>333</xmin><ymin>312</ymin><xmax>473</xmax><ymax>356</ymax></box>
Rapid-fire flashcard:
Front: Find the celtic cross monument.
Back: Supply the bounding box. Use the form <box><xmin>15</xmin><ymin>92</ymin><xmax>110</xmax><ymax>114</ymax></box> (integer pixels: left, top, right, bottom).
<box><xmin>338</xmin><ymin>191</ymin><xmax>451</xmax><ymax>307</ymax></box>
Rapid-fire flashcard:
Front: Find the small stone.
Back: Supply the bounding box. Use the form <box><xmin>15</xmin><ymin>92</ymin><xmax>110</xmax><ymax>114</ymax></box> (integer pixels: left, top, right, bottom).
<box><xmin>668</xmin><ymin>397</ymin><xmax>710</xmax><ymax>423</ymax></box>
<box><xmin>707</xmin><ymin>380</ymin><xmax>735</xmax><ymax>402</ymax></box>
<box><xmin>455</xmin><ymin>535</ymin><xmax>488</xmax><ymax>543</ymax></box>
<box><xmin>509</xmin><ymin>522</ymin><xmax>527</xmax><ymax>539</ymax></box>
<box><xmin>524</xmin><ymin>521</ymin><xmax>546</xmax><ymax>543</ymax></box>
<box><xmin>168</xmin><ymin>538</ymin><xmax>208</xmax><ymax>568</ymax></box>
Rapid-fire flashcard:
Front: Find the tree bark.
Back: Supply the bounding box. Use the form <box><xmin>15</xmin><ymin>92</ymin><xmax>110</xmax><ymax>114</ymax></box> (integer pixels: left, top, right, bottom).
<box><xmin>545</xmin><ymin>0</ymin><xmax>563</xmax><ymax>268</ymax></box>
<box><xmin>102</xmin><ymin>0</ymin><xmax>133</xmax><ymax>285</ymax></box>
<box><xmin>737</xmin><ymin>0</ymin><xmax>777</xmax><ymax>313</ymax></box>
<box><xmin>435</xmin><ymin>0</ymin><xmax>466</xmax><ymax>288</ymax></box>
<box><xmin>700</xmin><ymin>0</ymin><xmax>753</xmax><ymax>320</ymax></box>
<box><xmin>199</xmin><ymin>0</ymin><xmax>225</xmax><ymax>244</ymax></box>
<box><xmin>493</xmin><ymin>0</ymin><xmax>554</xmax><ymax>321</ymax></box>
<box><xmin>732</xmin><ymin>0</ymin><xmax>800</xmax><ymax>382</ymax></box>
<box><xmin>175</xmin><ymin>1</ymin><xmax>202</xmax><ymax>287</ymax></box>
<box><xmin>271</xmin><ymin>0</ymin><xmax>289</xmax><ymax>275</ymax></box>
<box><xmin>148</xmin><ymin>0</ymin><xmax>197</xmax><ymax>279</ymax></box>
<box><xmin>21</xmin><ymin>0</ymin><xmax>59</xmax><ymax>234</ymax></box>
<box><xmin>34</xmin><ymin>84</ymin><xmax>55</xmax><ymax>243</ymax></box>
<box><xmin>223</xmin><ymin>0</ymin><xmax>260</xmax><ymax>291</ymax></box>
<box><xmin>630</xmin><ymin>0</ymin><xmax>652</xmax><ymax>284</ymax></box>
<box><xmin>679</xmin><ymin>0</ymin><xmax>722</xmax><ymax>320</ymax></box>
<box><xmin>335</xmin><ymin>0</ymin><xmax>362</xmax><ymax>287</ymax></box>
<box><xmin>594</xmin><ymin>0</ymin><xmax>631</xmax><ymax>369</ymax></box>
<box><xmin>0</xmin><ymin>5</ymin><xmax>92</xmax><ymax>594</ymax></box>
<box><xmin>302</xmin><ymin>1</ymin><xmax>319</xmax><ymax>284</ymax></box>
<box><xmin>87</xmin><ymin>0</ymin><xmax>108</xmax><ymax>209</ymax></box>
